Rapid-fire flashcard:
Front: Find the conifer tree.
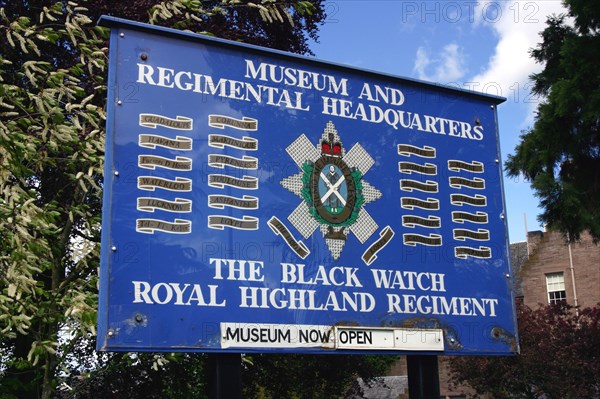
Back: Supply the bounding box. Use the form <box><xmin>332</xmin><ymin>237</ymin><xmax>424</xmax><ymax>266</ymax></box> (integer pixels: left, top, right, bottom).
<box><xmin>505</xmin><ymin>0</ymin><xmax>600</xmax><ymax>240</ymax></box>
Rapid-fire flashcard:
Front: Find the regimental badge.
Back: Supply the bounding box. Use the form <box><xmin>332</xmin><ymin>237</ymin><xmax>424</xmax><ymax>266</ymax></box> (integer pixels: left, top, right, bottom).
<box><xmin>280</xmin><ymin>121</ymin><xmax>382</xmax><ymax>260</ymax></box>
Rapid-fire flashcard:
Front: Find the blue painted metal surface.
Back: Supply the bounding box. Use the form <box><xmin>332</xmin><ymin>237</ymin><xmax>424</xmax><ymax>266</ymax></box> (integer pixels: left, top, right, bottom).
<box><xmin>97</xmin><ymin>16</ymin><xmax>517</xmax><ymax>355</ymax></box>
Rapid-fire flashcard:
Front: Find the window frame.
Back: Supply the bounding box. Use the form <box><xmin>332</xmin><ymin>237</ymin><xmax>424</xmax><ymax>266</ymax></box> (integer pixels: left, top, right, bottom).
<box><xmin>545</xmin><ymin>272</ymin><xmax>567</xmax><ymax>305</ymax></box>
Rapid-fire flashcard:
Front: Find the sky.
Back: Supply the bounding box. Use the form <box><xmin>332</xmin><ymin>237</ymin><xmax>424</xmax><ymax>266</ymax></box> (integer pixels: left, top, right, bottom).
<box><xmin>309</xmin><ymin>0</ymin><xmax>568</xmax><ymax>242</ymax></box>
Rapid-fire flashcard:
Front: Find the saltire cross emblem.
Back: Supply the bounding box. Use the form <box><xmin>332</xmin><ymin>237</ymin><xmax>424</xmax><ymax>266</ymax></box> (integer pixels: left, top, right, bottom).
<box><xmin>278</xmin><ymin>121</ymin><xmax>382</xmax><ymax>260</ymax></box>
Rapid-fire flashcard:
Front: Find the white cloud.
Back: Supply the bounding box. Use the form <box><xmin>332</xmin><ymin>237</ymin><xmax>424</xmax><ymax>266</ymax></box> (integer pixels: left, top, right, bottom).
<box><xmin>470</xmin><ymin>1</ymin><xmax>568</xmax><ymax>103</ymax></box>
<box><xmin>413</xmin><ymin>47</ymin><xmax>431</xmax><ymax>80</ymax></box>
<box><xmin>437</xmin><ymin>43</ymin><xmax>467</xmax><ymax>82</ymax></box>
<box><xmin>413</xmin><ymin>42</ymin><xmax>467</xmax><ymax>83</ymax></box>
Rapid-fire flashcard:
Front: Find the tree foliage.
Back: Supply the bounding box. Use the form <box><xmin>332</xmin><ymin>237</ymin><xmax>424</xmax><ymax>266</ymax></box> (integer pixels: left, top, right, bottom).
<box><xmin>449</xmin><ymin>302</ymin><xmax>600</xmax><ymax>399</ymax></box>
<box><xmin>52</xmin><ymin>342</ymin><xmax>396</xmax><ymax>399</ymax></box>
<box><xmin>54</xmin><ymin>335</ymin><xmax>208</xmax><ymax>399</ymax></box>
<box><xmin>505</xmin><ymin>0</ymin><xmax>600</xmax><ymax>241</ymax></box>
<box><xmin>0</xmin><ymin>1</ymin><xmax>327</xmax><ymax>398</ymax></box>
<box><xmin>242</xmin><ymin>353</ymin><xmax>395</xmax><ymax>398</ymax></box>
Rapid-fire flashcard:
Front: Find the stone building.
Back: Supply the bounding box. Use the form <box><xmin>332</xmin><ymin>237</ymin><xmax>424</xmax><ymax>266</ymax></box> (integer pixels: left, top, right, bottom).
<box><xmin>515</xmin><ymin>229</ymin><xmax>600</xmax><ymax>309</ymax></box>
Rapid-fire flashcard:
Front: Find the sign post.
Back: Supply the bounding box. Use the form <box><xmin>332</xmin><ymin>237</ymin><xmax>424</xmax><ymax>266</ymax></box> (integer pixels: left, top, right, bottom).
<box><xmin>97</xmin><ymin>14</ymin><xmax>517</xmax><ymax>375</ymax></box>
<box><xmin>207</xmin><ymin>353</ymin><xmax>242</xmax><ymax>399</ymax></box>
<box><xmin>407</xmin><ymin>355</ymin><xmax>441</xmax><ymax>398</ymax></box>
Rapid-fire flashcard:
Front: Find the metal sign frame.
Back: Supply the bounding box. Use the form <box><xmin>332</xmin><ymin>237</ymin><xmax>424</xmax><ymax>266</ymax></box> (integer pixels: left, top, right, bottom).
<box><xmin>97</xmin><ymin>16</ymin><xmax>518</xmax><ymax>355</ymax></box>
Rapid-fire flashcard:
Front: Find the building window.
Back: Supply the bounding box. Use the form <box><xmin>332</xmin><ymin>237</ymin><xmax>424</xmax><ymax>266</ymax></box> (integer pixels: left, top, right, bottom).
<box><xmin>546</xmin><ymin>272</ymin><xmax>566</xmax><ymax>305</ymax></box>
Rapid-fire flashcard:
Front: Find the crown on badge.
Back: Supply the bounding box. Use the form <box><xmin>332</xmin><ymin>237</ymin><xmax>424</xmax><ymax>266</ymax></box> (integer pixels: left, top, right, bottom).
<box><xmin>321</xmin><ymin>133</ymin><xmax>342</xmax><ymax>157</ymax></box>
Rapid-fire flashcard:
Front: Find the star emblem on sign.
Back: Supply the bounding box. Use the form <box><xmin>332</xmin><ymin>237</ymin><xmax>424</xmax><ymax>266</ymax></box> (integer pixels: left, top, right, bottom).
<box><xmin>280</xmin><ymin>121</ymin><xmax>382</xmax><ymax>260</ymax></box>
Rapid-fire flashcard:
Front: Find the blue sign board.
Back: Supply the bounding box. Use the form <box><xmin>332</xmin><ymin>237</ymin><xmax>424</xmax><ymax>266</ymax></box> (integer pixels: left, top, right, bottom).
<box><xmin>98</xmin><ymin>16</ymin><xmax>518</xmax><ymax>355</ymax></box>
